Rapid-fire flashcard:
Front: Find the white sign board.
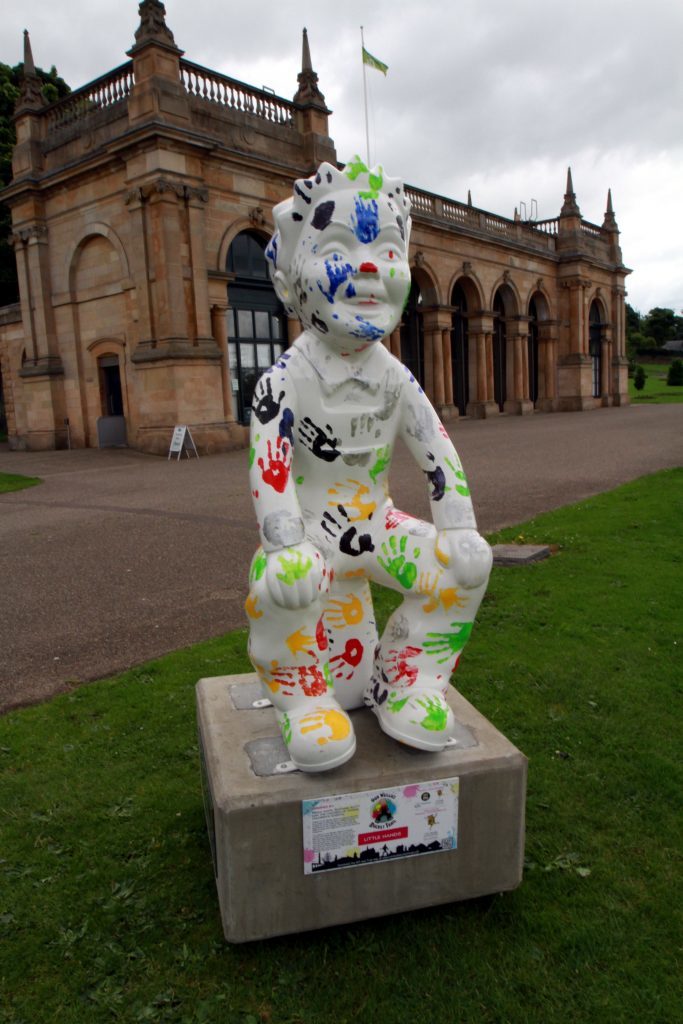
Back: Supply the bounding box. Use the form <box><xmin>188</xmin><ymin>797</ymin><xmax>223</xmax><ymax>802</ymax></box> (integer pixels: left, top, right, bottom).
<box><xmin>168</xmin><ymin>425</ymin><xmax>199</xmax><ymax>460</ymax></box>
<box><xmin>302</xmin><ymin>777</ymin><xmax>459</xmax><ymax>874</ymax></box>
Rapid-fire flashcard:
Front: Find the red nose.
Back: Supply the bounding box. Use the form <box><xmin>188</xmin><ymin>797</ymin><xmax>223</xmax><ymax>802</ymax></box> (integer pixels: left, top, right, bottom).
<box><xmin>359</xmin><ymin>261</ymin><xmax>378</xmax><ymax>274</ymax></box>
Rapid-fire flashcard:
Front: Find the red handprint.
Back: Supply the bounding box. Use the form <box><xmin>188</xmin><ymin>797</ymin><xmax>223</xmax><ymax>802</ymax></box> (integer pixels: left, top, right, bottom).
<box><xmin>316</xmin><ymin>617</ymin><xmax>328</xmax><ymax>652</ymax></box>
<box><xmin>385</xmin><ymin>645</ymin><xmax>422</xmax><ymax>686</ymax></box>
<box><xmin>272</xmin><ymin>664</ymin><xmax>328</xmax><ymax>697</ymax></box>
<box><xmin>385</xmin><ymin>507</ymin><xmax>415</xmax><ymax>530</ymax></box>
<box><xmin>329</xmin><ymin>638</ymin><xmax>365</xmax><ymax>681</ymax></box>
<box><xmin>257</xmin><ymin>436</ymin><xmax>292</xmax><ymax>493</ymax></box>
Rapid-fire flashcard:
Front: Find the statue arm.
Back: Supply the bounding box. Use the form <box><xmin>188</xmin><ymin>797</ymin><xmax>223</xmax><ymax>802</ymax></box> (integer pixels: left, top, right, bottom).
<box><xmin>398</xmin><ymin>376</ymin><xmax>491</xmax><ymax>589</ymax></box>
<box><xmin>248</xmin><ymin>366</ymin><xmax>326</xmax><ymax>608</ymax></box>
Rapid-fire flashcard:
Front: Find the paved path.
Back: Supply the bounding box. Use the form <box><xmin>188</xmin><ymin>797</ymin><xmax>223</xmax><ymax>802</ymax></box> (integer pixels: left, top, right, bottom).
<box><xmin>1</xmin><ymin>403</ymin><xmax>681</xmax><ymax>713</ymax></box>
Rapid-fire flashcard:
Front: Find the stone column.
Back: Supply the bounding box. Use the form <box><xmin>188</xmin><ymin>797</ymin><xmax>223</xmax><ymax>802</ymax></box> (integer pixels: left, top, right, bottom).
<box><xmin>125</xmin><ymin>187</ymin><xmax>155</xmax><ymax>345</ymax></box>
<box><xmin>185</xmin><ymin>186</ymin><xmax>213</xmax><ymax>343</ymax></box>
<box><xmin>422</xmin><ymin>307</ymin><xmax>455</xmax><ymax>416</ymax></box>
<box><xmin>145</xmin><ymin>179</ymin><xmax>189</xmax><ymax>351</ymax></box>
<box><xmin>287</xmin><ymin>317</ymin><xmax>302</xmax><ymax>346</ymax></box>
<box><xmin>442</xmin><ymin>327</ymin><xmax>454</xmax><ymax>410</ymax></box>
<box><xmin>504</xmin><ymin>316</ymin><xmax>533</xmax><ymax>414</ymax></box>
<box><xmin>611</xmin><ymin>284</ymin><xmax>629</xmax><ymax>405</ymax></box>
<box><xmin>211</xmin><ymin>303</ymin><xmax>235</xmax><ymax>422</ymax></box>
<box><xmin>557</xmin><ymin>277</ymin><xmax>593</xmax><ymax>411</ymax></box>
<box><xmin>600</xmin><ymin>326</ymin><xmax>612</xmax><ymax>406</ymax></box>
<box><xmin>536</xmin><ymin>321</ymin><xmax>560</xmax><ymax>412</ymax></box>
<box><xmin>390</xmin><ymin>328</ymin><xmax>401</xmax><ymax>359</ymax></box>
<box><xmin>466</xmin><ymin>313</ymin><xmax>498</xmax><ymax>418</ymax></box>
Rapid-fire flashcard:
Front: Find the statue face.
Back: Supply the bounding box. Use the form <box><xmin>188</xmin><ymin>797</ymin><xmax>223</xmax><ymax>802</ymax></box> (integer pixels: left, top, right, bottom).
<box><xmin>282</xmin><ymin>189</ymin><xmax>410</xmax><ymax>353</ymax></box>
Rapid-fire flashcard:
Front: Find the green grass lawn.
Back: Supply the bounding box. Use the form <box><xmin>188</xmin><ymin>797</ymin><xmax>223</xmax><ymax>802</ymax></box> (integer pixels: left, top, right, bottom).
<box><xmin>1</xmin><ymin>470</ymin><xmax>682</xmax><ymax>1024</ymax></box>
<box><xmin>0</xmin><ymin>472</ymin><xmax>41</xmax><ymax>494</ymax></box>
<box><xmin>629</xmin><ymin>362</ymin><xmax>683</xmax><ymax>403</ymax></box>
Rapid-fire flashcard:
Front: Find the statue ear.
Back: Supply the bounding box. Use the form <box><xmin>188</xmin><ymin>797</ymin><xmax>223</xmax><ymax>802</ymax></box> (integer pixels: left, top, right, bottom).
<box><xmin>272</xmin><ymin>268</ymin><xmax>291</xmax><ymax>306</ymax></box>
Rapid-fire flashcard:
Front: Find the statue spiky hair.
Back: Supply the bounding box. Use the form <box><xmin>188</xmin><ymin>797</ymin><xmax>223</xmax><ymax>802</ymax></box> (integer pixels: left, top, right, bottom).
<box><xmin>266</xmin><ymin>157</ymin><xmax>411</xmax><ymax>277</ymax></box>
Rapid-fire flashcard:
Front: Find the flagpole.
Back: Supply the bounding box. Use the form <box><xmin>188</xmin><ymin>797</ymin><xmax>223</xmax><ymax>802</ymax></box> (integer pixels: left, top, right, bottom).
<box><xmin>360</xmin><ymin>26</ymin><xmax>370</xmax><ymax>166</ymax></box>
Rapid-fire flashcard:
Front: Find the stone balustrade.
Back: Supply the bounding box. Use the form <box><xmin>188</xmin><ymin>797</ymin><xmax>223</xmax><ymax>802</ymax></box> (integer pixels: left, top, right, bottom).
<box><xmin>44</xmin><ymin>62</ymin><xmax>134</xmax><ymax>134</ymax></box>
<box><xmin>180</xmin><ymin>59</ymin><xmax>295</xmax><ymax>126</ymax></box>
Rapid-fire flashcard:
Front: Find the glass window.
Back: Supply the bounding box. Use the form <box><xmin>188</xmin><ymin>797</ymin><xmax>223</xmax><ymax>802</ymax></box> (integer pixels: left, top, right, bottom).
<box><xmin>271</xmin><ymin>315</ymin><xmax>281</xmax><ymax>339</ymax></box>
<box><xmin>239</xmin><ymin>342</ymin><xmax>256</xmax><ymax>368</ymax></box>
<box><xmin>228</xmin><ymin>343</ymin><xmax>237</xmax><ymax>368</ymax></box>
<box><xmin>257</xmin><ymin>345</ymin><xmax>273</xmax><ymax>368</ymax></box>
<box><xmin>254</xmin><ymin>311</ymin><xmax>270</xmax><ymax>338</ymax></box>
<box><xmin>237</xmin><ymin>310</ymin><xmax>253</xmax><ymax>337</ymax></box>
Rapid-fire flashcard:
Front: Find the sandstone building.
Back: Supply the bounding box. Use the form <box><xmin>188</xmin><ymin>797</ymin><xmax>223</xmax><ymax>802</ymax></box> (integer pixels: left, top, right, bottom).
<box><xmin>0</xmin><ymin>0</ymin><xmax>630</xmax><ymax>453</ymax></box>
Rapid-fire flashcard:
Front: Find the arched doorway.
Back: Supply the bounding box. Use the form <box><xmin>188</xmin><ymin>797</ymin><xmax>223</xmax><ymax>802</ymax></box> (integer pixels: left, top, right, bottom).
<box><xmin>492</xmin><ymin>291</ymin><xmax>507</xmax><ymax>411</ymax></box>
<box><xmin>450</xmin><ymin>282</ymin><xmax>469</xmax><ymax>416</ymax></box>
<box><xmin>400</xmin><ymin>278</ymin><xmax>425</xmax><ymax>385</ymax></box>
<box><xmin>227</xmin><ymin>231</ymin><xmax>287</xmax><ymax>425</ymax></box>
<box><xmin>589</xmin><ymin>301</ymin><xmax>603</xmax><ymax>399</ymax></box>
<box><xmin>528</xmin><ymin>298</ymin><xmax>540</xmax><ymax>405</ymax></box>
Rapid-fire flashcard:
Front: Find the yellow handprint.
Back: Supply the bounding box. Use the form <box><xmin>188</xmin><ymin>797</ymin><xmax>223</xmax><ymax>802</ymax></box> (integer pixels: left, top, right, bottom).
<box><xmin>286</xmin><ymin>627</ymin><xmax>316</xmax><ymax>657</ymax></box>
<box><xmin>299</xmin><ymin>708</ymin><xmax>351</xmax><ymax>746</ymax></box>
<box><xmin>439</xmin><ymin>587</ymin><xmax>468</xmax><ymax>611</ymax></box>
<box><xmin>327</xmin><ymin>479</ymin><xmax>376</xmax><ymax>522</ymax></box>
<box><xmin>325</xmin><ymin>593</ymin><xmax>365</xmax><ymax>629</ymax></box>
<box><xmin>244</xmin><ymin>593</ymin><xmax>262</xmax><ymax>619</ymax></box>
<box><xmin>417</xmin><ymin>570</ymin><xmax>442</xmax><ymax>613</ymax></box>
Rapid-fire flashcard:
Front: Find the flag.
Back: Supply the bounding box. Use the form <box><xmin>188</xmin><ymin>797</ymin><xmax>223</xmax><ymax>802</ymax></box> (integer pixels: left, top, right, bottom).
<box><xmin>362</xmin><ymin>47</ymin><xmax>388</xmax><ymax>76</ymax></box>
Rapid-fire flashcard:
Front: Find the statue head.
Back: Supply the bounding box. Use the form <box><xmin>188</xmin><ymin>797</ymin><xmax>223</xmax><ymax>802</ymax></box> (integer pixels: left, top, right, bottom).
<box><xmin>266</xmin><ymin>158</ymin><xmax>412</xmax><ymax>354</ymax></box>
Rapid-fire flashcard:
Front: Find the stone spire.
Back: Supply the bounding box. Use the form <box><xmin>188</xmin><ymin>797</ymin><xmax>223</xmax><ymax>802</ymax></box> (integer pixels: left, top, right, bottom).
<box><xmin>602</xmin><ymin>188</ymin><xmax>618</xmax><ymax>231</ymax></box>
<box><xmin>467</xmin><ymin>189</ymin><xmax>472</xmax><ymax>207</ymax></box>
<box><xmin>16</xmin><ymin>29</ymin><xmax>45</xmax><ymax>112</ymax></box>
<box><xmin>560</xmin><ymin>166</ymin><xmax>581</xmax><ymax>217</ymax></box>
<box><xmin>130</xmin><ymin>0</ymin><xmax>180</xmax><ymax>53</ymax></box>
<box><xmin>293</xmin><ymin>28</ymin><xmax>328</xmax><ymax>109</ymax></box>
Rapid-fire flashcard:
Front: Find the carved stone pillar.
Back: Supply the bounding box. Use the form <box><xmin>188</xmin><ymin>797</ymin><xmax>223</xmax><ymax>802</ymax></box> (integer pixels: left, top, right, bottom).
<box><xmin>600</xmin><ymin>326</ymin><xmax>613</xmax><ymax>406</ymax></box>
<box><xmin>536</xmin><ymin>321</ymin><xmax>560</xmax><ymax>412</ymax></box>
<box><xmin>211</xmin><ymin>303</ymin><xmax>235</xmax><ymax>422</ymax></box>
<box><xmin>466</xmin><ymin>313</ymin><xmax>498</xmax><ymax>418</ymax></box>
<box><xmin>442</xmin><ymin>327</ymin><xmax>454</xmax><ymax>411</ymax></box>
<box><xmin>422</xmin><ymin>307</ymin><xmax>453</xmax><ymax>415</ymax></box>
<box><xmin>185</xmin><ymin>185</ymin><xmax>213</xmax><ymax>342</ymax></box>
<box><xmin>504</xmin><ymin>316</ymin><xmax>533</xmax><ymax>414</ymax></box>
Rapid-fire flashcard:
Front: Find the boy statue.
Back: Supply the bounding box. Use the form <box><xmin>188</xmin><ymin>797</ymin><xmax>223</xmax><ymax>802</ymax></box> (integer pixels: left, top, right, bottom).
<box><xmin>245</xmin><ymin>158</ymin><xmax>492</xmax><ymax>772</ymax></box>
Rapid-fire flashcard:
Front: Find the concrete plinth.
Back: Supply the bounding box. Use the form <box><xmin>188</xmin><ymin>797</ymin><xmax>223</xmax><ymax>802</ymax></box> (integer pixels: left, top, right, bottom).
<box><xmin>196</xmin><ymin>673</ymin><xmax>527</xmax><ymax>943</ymax></box>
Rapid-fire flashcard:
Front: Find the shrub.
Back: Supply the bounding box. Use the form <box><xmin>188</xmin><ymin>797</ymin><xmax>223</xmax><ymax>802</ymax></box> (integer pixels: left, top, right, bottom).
<box><xmin>633</xmin><ymin>365</ymin><xmax>647</xmax><ymax>390</ymax></box>
<box><xmin>667</xmin><ymin>359</ymin><xmax>683</xmax><ymax>386</ymax></box>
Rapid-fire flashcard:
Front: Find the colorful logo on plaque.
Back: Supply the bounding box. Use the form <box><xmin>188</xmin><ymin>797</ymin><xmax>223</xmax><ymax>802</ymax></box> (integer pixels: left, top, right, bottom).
<box><xmin>371</xmin><ymin>797</ymin><xmax>397</xmax><ymax>825</ymax></box>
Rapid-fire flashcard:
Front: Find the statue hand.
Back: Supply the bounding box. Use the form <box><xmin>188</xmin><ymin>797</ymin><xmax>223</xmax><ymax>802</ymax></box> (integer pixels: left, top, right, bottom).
<box><xmin>265</xmin><ymin>541</ymin><xmax>328</xmax><ymax>609</ymax></box>
<box><xmin>439</xmin><ymin>528</ymin><xmax>492</xmax><ymax>590</ymax></box>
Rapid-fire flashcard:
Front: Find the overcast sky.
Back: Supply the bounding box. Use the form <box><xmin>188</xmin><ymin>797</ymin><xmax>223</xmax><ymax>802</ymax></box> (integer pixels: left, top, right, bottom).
<box><xmin>4</xmin><ymin>0</ymin><xmax>682</xmax><ymax>315</ymax></box>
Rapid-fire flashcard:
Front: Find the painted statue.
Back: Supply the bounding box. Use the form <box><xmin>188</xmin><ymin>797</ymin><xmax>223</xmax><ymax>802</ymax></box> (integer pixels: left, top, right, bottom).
<box><xmin>245</xmin><ymin>158</ymin><xmax>492</xmax><ymax>772</ymax></box>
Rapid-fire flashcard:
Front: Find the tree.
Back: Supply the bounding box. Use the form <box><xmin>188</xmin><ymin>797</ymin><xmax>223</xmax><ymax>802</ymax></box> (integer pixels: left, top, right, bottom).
<box><xmin>643</xmin><ymin>307</ymin><xmax>677</xmax><ymax>348</ymax></box>
<box><xmin>667</xmin><ymin>360</ymin><xmax>683</xmax><ymax>386</ymax></box>
<box><xmin>0</xmin><ymin>61</ymin><xmax>70</xmax><ymax>307</ymax></box>
<box><xmin>633</xmin><ymin>365</ymin><xmax>646</xmax><ymax>391</ymax></box>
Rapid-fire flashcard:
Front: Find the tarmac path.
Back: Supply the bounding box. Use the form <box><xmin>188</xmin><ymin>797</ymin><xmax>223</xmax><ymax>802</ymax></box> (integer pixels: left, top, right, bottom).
<box><xmin>1</xmin><ymin>402</ymin><xmax>681</xmax><ymax>713</ymax></box>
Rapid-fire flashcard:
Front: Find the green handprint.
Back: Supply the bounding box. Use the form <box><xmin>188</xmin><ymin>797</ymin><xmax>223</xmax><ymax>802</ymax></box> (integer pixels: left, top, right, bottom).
<box><xmin>280</xmin><ymin>712</ymin><xmax>292</xmax><ymax>745</ymax></box>
<box><xmin>323</xmin><ymin>662</ymin><xmax>334</xmax><ymax>691</ymax></box>
<box><xmin>369</xmin><ymin>444</ymin><xmax>392</xmax><ymax>483</ymax></box>
<box><xmin>445</xmin><ymin>457</ymin><xmax>470</xmax><ymax>496</ymax></box>
<box><xmin>412</xmin><ymin>695</ymin><xmax>449</xmax><ymax>732</ymax></box>
<box><xmin>423</xmin><ymin>622</ymin><xmax>474</xmax><ymax>663</ymax></box>
<box><xmin>377</xmin><ymin>535</ymin><xmax>420</xmax><ymax>589</ymax></box>
<box><xmin>276</xmin><ymin>550</ymin><xmax>313</xmax><ymax>585</ymax></box>
<box><xmin>249</xmin><ymin>433</ymin><xmax>260</xmax><ymax>469</ymax></box>
<box><xmin>387</xmin><ymin>692</ymin><xmax>410</xmax><ymax>714</ymax></box>
<box><xmin>249</xmin><ymin>549</ymin><xmax>267</xmax><ymax>583</ymax></box>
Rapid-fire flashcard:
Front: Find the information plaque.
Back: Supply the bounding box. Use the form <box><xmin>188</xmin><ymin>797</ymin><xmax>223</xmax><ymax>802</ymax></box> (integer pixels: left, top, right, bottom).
<box><xmin>302</xmin><ymin>778</ymin><xmax>459</xmax><ymax>874</ymax></box>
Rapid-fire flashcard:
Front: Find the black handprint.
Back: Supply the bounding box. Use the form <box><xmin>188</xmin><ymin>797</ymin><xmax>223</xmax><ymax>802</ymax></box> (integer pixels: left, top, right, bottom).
<box><xmin>321</xmin><ymin>505</ymin><xmax>375</xmax><ymax>557</ymax></box>
<box><xmin>298</xmin><ymin>417</ymin><xmax>341</xmax><ymax>462</ymax></box>
<box><xmin>424</xmin><ymin>451</ymin><xmax>446</xmax><ymax>501</ymax></box>
<box><xmin>253</xmin><ymin>376</ymin><xmax>285</xmax><ymax>425</ymax></box>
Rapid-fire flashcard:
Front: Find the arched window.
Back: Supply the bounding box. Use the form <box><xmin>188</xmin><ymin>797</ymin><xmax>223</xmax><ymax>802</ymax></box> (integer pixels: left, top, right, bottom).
<box><xmin>589</xmin><ymin>301</ymin><xmax>602</xmax><ymax>399</ymax></box>
<box><xmin>227</xmin><ymin>231</ymin><xmax>287</xmax><ymax>425</ymax></box>
<box><xmin>492</xmin><ymin>291</ymin><xmax>507</xmax><ymax>411</ymax></box>
<box><xmin>400</xmin><ymin>278</ymin><xmax>424</xmax><ymax>385</ymax></box>
<box><xmin>528</xmin><ymin>297</ymin><xmax>540</xmax><ymax>405</ymax></box>
<box><xmin>451</xmin><ymin>282</ymin><xmax>469</xmax><ymax>415</ymax></box>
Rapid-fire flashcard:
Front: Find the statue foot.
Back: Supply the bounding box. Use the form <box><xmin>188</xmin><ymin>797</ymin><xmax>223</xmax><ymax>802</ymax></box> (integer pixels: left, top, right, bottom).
<box><xmin>371</xmin><ymin>687</ymin><xmax>454</xmax><ymax>752</ymax></box>
<box><xmin>276</xmin><ymin>700</ymin><xmax>356</xmax><ymax>773</ymax></box>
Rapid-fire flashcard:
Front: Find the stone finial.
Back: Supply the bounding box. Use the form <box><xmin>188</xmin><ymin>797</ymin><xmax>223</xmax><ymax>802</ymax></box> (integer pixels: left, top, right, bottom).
<box><xmin>131</xmin><ymin>0</ymin><xmax>179</xmax><ymax>51</ymax></box>
<box><xmin>293</xmin><ymin>28</ymin><xmax>328</xmax><ymax>109</ymax></box>
<box><xmin>467</xmin><ymin>189</ymin><xmax>472</xmax><ymax>207</ymax></box>
<box><xmin>602</xmin><ymin>188</ymin><xmax>618</xmax><ymax>231</ymax></box>
<box><xmin>16</xmin><ymin>30</ymin><xmax>45</xmax><ymax>111</ymax></box>
<box><xmin>560</xmin><ymin>165</ymin><xmax>581</xmax><ymax>217</ymax></box>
